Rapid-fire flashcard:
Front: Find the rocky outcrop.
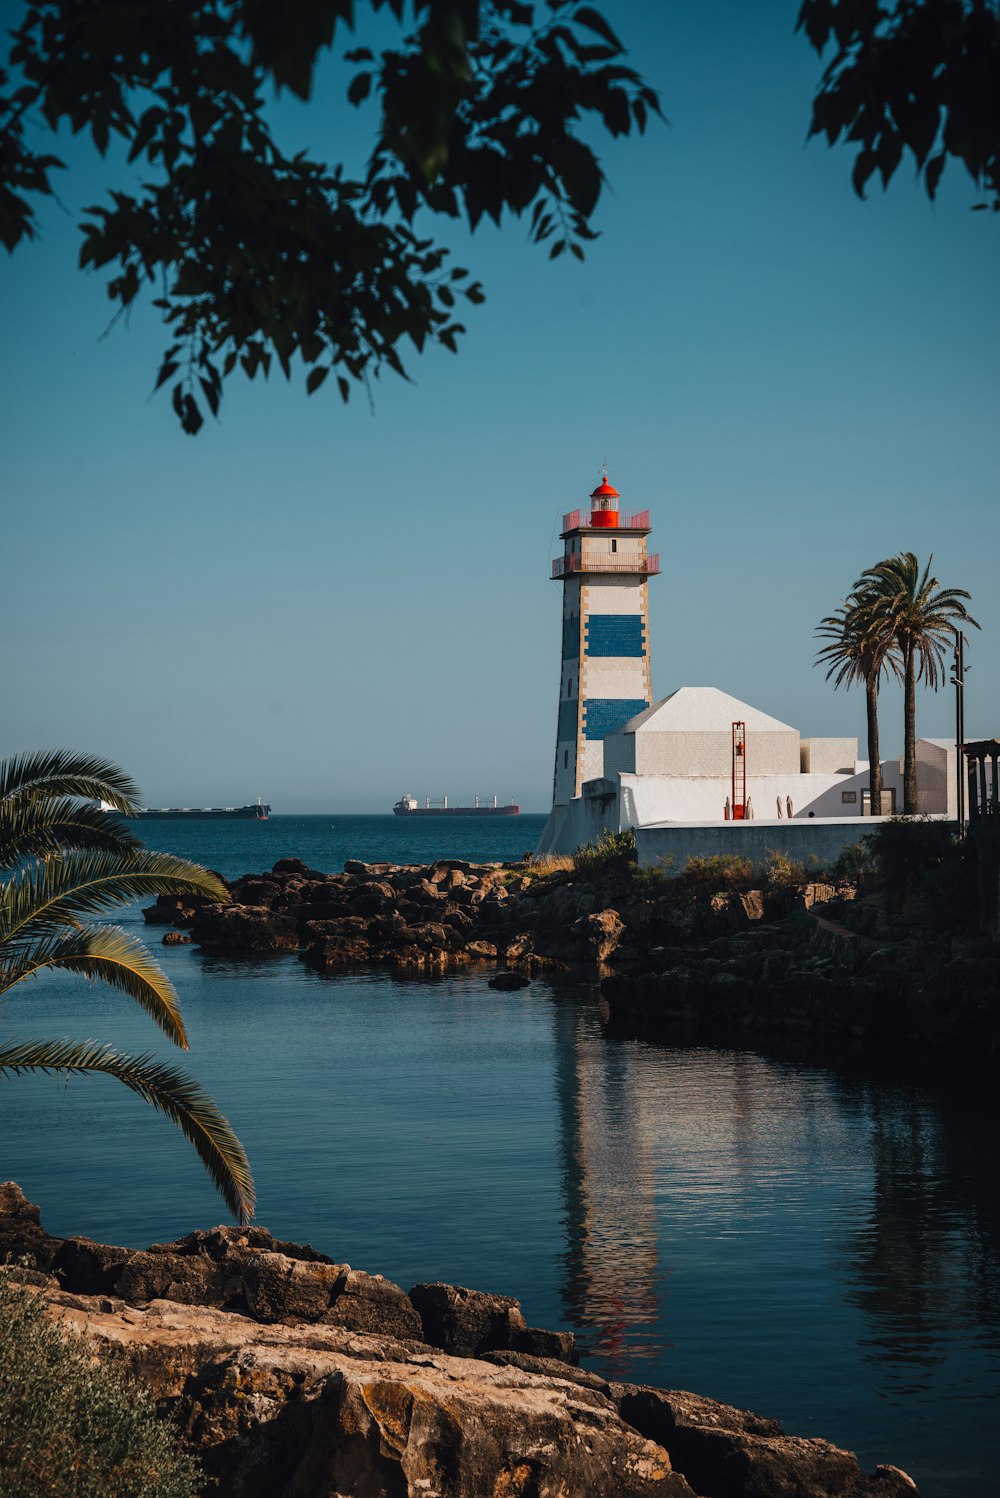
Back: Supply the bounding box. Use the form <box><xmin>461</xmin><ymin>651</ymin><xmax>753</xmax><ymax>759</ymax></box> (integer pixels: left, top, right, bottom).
<box><xmin>1</xmin><ymin>1183</ymin><xmax>919</xmax><ymax>1498</ymax></box>
<box><xmin>143</xmin><ymin>853</ymin><xmax>1000</xmax><ymax>1059</ymax></box>
<box><xmin>143</xmin><ymin>856</ymin><xmax>633</xmax><ymax>979</ymax></box>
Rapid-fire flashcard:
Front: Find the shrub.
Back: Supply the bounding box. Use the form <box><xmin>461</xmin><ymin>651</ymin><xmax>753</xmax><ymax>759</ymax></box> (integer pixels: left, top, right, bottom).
<box><xmin>831</xmin><ymin>837</ymin><xmax>878</xmax><ymax>888</ymax></box>
<box><xmin>573</xmin><ymin>828</ymin><xmax>637</xmax><ymax>878</ymax></box>
<box><xmin>681</xmin><ymin>853</ymin><xmax>753</xmax><ymax>889</ymax></box>
<box><xmin>0</xmin><ymin>1268</ymin><xmax>200</xmax><ymax>1498</ymax></box>
<box><xmin>762</xmin><ymin>849</ymin><xmax>808</xmax><ymax>888</ymax></box>
<box><xmin>866</xmin><ymin>817</ymin><xmax>957</xmax><ymax>906</ymax></box>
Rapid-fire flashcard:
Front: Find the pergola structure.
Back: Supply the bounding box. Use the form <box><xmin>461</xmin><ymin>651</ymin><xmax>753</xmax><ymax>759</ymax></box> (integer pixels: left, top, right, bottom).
<box><xmin>963</xmin><ymin>739</ymin><xmax>1000</xmax><ymax>822</ymax></box>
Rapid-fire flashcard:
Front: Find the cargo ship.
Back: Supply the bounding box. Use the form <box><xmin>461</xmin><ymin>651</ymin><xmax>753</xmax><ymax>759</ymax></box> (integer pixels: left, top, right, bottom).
<box><xmin>393</xmin><ymin>795</ymin><xmax>519</xmax><ymax>818</ymax></box>
<box><xmin>133</xmin><ymin>801</ymin><xmax>270</xmax><ymax>821</ymax></box>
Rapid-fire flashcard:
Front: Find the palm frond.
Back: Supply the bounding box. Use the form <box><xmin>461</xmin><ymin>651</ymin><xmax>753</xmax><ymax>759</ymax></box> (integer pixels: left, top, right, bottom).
<box><xmin>814</xmin><ymin>591</ymin><xmax>901</xmax><ymax>688</ymax></box>
<box><xmin>0</xmin><ymin>796</ymin><xmax>142</xmax><ymax>870</ymax></box>
<box><xmin>0</xmin><ymin>923</ymin><xmax>187</xmax><ymax>1048</ymax></box>
<box><xmin>1</xmin><ymin>849</ymin><xmax>228</xmax><ymax>942</ymax></box>
<box><xmin>859</xmin><ymin>552</ymin><xmax>980</xmax><ymax>691</ymax></box>
<box><xmin>0</xmin><ymin>1040</ymin><xmax>255</xmax><ymax>1223</ymax></box>
<box><xmin>0</xmin><ymin>750</ymin><xmax>141</xmax><ymax>815</ymax></box>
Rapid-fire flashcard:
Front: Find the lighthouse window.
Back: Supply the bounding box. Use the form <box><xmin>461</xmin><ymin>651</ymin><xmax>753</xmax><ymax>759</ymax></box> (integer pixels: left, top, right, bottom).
<box><xmin>564</xmin><ymin>751</ymin><xmax>568</xmax><ymax>768</ymax></box>
<box><xmin>611</xmin><ymin>539</ymin><xmax>617</xmax><ymax>553</ymax></box>
<box><xmin>567</xmin><ymin>677</ymin><xmax>573</xmax><ymax>696</ymax></box>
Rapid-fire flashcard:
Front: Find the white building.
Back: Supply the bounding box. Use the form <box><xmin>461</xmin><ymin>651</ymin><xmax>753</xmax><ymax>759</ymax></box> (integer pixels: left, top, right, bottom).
<box><xmin>537</xmin><ymin>477</ymin><xmax>958</xmax><ymax>868</ymax></box>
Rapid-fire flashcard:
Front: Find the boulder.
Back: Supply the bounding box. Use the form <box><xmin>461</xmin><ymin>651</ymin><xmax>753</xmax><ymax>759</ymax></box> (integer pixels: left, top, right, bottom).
<box><xmin>162</xmin><ymin>930</ymin><xmax>192</xmax><ymax>945</ymax></box>
<box><xmin>230</xmin><ymin>877</ymin><xmax>282</xmax><ymax>907</ymax></box>
<box><xmin>610</xmin><ymin>1385</ymin><xmax>918</xmax><ymax>1498</ymax></box>
<box><xmin>272</xmin><ymin>858</ymin><xmax>310</xmax><ymax>875</ymax></box>
<box><xmin>344</xmin><ymin>860</ymin><xmax>400</xmax><ymax>878</ymax></box>
<box><xmin>323</xmin><ymin>1267</ymin><xmax>424</xmax><ymax>1342</ymax></box>
<box><xmin>580</xmin><ymin>908</ymin><xmax>625</xmax><ymax>963</ymax></box>
<box><xmin>189</xmin><ymin>904</ymin><xmax>299</xmax><ymax>954</ymax></box>
<box><xmin>142</xmin><ymin>891</ymin><xmax>224</xmax><ymax>927</ymax></box>
<box><xmin>47</xmin><ymin>1293</ymin><xmax>695</xmax><ymax>1498</ymax></box>
<box><xmin>408</xmin><ymin>1281</ymin><xmax>528</xmax><ymax>1357</ymax></box>
<box><xmin>489</xmin><ymin>971</ymin><xmax>530</xmax><ymax>990</ymax></box>
<box><xmin>1</xmin><ymin>1186</ymin><xmax>921</xmax><ymax>1498</ymax></box>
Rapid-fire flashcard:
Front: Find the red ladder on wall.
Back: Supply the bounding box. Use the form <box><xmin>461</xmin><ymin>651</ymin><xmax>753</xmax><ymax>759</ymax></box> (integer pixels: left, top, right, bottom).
<box><xmin>732</xmin><ymin>721</ymin><xmax>747</xmax><ymax>820</ymax></box>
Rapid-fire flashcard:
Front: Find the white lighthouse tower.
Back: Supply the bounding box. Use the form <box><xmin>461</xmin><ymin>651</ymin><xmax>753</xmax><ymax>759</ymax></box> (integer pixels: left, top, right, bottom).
<box><xmin>548</xmin><ymin>472</ymin><xmax>659</xmax><ymax>812</ymax></box>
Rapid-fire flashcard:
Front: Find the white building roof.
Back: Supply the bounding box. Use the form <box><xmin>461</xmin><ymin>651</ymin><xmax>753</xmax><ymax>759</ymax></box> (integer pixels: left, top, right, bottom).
<box><xmin>621</xmin><ymin>686</ymin><xmax>797</xmax><ymax>736</ymax></box>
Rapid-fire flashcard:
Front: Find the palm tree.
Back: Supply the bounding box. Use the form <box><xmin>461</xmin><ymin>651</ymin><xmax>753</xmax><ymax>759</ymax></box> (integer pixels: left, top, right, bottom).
<box><xmin>816</xmin><ymin>590</ymin><xmax>900</xmax><ymax>817</ymax></box>
<box><xmin>0</xmin><ymin>750</ymin><xmax>254</xmax><ymax>1223</ymax></box>
<box><xmin>857</xmin><ymin>554</ymin><xmax>979</xmax><ymax>815</ymax></box>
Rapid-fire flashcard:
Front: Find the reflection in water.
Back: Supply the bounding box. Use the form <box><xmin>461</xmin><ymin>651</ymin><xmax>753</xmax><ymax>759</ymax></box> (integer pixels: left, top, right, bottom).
<box><xmin>552</xmin><ymin>1000</ymin><xmax>661</xmax><ymax>1370</ymax></box>
<box><xmin>836</xmin><ymin>1079</ymin><xmax>1000</xmax><ymax>1386</ymax></box>
<box><xmin>549</xmin><ymin>996</ymin><xmax>1000</xmax><ymax>1497</ymax></box>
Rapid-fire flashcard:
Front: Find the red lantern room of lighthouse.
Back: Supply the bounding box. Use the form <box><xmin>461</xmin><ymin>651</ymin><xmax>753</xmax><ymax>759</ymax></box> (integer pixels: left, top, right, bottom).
<box><xmin>589</xmin><ymin>474</ymin><xmax>620</xmax><ymax>527</ymax></box>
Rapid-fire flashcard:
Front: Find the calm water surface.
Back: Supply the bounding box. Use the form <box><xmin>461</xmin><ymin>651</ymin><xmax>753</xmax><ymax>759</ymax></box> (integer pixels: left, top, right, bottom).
<box><xmin>3</xmin><ymin>818</ymin><xmax>997</xmax><ymax>1496</ymax></box>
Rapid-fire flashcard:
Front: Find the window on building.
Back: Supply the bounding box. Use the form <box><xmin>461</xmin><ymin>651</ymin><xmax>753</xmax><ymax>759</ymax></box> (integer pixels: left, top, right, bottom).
<box><xmin>563</xmin><ymin>750</ymin><xmax>568</xmax><ymax>768</ymax></box>
<box><xmin>567</xmin><ymin>677</ymin><xmax>573</xmax><ymax>696</ymax></box>
<box><xmin>611</xmin><ymin>539</ymin><xmax>617</xmax><ymax>553</ymax></box>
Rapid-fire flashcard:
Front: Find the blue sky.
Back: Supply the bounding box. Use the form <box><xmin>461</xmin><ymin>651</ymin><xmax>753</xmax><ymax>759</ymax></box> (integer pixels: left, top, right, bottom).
<box><xmin>3</xmin><ymin>1</ymin><xmax>997</xmax><ymax>812</ymax></box>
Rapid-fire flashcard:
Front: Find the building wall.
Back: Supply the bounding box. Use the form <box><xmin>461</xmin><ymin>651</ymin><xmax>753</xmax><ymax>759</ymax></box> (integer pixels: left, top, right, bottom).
<box><xmin>914</xmin><ymin>740</ymin><xmax>957</xmax><ymax>817</ymax></box>
<box><xmin>635</xmin><ymin>818</ymin><xmax>901</xmax><ymax>876</ymax></box>
<box><xmin>619</xmin><ymin>770</ymin><xmax>869</xmax><ymax>826</ymax></box>
<box><xmin>602</xmin><ymin>731</ymin><xmax>636</xmax><ymax>779</ymax></box>
<box><xmin>632</xmin><ymin>729</ymin><xmax>800</xmax><ymax>778</ymax></box>
<box><xmin>800</xmin><ymin>738</ymin><xmax>857</xmax><ymax>774</ymax></box>
<box><xmin>584</xmin><ymin>580</ymin><xmax>645</xmax><ymax>613</ymax></box>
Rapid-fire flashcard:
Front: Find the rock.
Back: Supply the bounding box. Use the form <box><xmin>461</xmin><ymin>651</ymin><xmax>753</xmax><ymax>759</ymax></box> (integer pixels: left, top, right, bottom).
<box><xmin>230</xmin><ymin>877</ymin><xmax>282</xmax><ymax>907</ymax></box>
<box><xmin>511</xmin><ymin>1324</ymin><xmax>580</xmax><ymax>1364</ymax></box>
<box><xmin>505</xmin><ymin>932</ymin><xmax>535</xmax><ymax>960</ymax></box>
<box><xmin>324</xmin><ymin>1267</ymin><xmax>424</xmax><ymax>1342</ymax></box>
<box><xmin>189</xmin><ymin>904</ymin><xmax>299</xmax><ymax>954</ymax></box>
<box><xmin>580</xmin><ymin>908</ymin><xmax>625</xmax><ymax>963</ymax></box>
<box><xmin>489</xmin><ymin>971</ymin><xmax>530</xmax><ymax>990</ymax></box>
<box><xmin>798</xmin><ymin>882</ymin><xmax>838</xmax><ymax>912</ymax></box>
<box><xmin>344</xmin><ymin>860</ymin><xmax>400</xmax><ymax>878</ymax></box>
<box><xmin>142</xmin><ymin>891</ymin><xmax>224</xmax><ymax>927</ymax></box>
<box><xmin>272</xmin><ymin>858</ymin><xmax>310</xmax><ymax>875</ymax></box>
<box><xmin>738</xmin><ymin>890</ymin><xmax>765</xmax><ymax>924</ymax></box>
<box><xmin>47</xmin><ymin>1292</ymin><xmax>693</xmax><ymax>1498</ymax></box>
<box><xmin>483</xmin><ymin>1349</ymin><xmax>608</xmax><ymax>1391</ymax></box>
<box><xmin>610</xmin><ymin>1385</ymin><xmax>918</xmax><ymax>1498</ymax></box>
<box><xmin>162</xmin><ymin>930</ymin><xmax>191</xmax><ymax>945</ymax></box>
<box><xmin>1</xmin><ymin>1185</ymin><xmax>920</xmax><ymax>1498</ymax></box>
<box><xmin>239</xmin><ymin>1251</ymin><xmax>346</xmax><ymax>1322</ymax></box>
<box><xmin>408</xmin><ymin>1281</ymin><xmax>528</xmax><ymax>1357</ymax></box>
<box><xmin>466</xmin><ymin>939</ymin><xmax>499</xmax><ymax>960</ymax></box>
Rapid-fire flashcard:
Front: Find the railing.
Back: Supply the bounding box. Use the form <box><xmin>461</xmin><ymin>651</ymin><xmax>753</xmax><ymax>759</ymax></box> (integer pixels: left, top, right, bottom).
<box><xmin>551</xmin><ymin>552</ymin><xmax>660</xmax><ymax>578</ymax></box>
<box><xmin>561</xmin><ymin>508</ymin><xmax>651</xmax><ymax>533</ymax></box>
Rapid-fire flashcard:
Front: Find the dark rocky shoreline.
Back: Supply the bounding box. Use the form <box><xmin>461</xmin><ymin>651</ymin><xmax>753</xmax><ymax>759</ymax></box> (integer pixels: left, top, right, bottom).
<box><xmin>143</xmin><ymin>853</ymin><xmax>1000</xmax><ymax>1065</ymax></box>
<box><xmin>1</xmin><ymin>1182</ymin><xmax>919</xmax><ymax>1497</ymax></box>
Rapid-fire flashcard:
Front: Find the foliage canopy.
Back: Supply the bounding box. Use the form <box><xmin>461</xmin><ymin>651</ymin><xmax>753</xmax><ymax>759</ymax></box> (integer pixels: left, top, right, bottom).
<box><xmin>0</xmin><ymin>0</ymin><xmax>658</xmax><ymax>431</ymax></box>
<box><xmin>798</xmin><ymin>0</ymin><xmax>1000</xmax><ymax>209</ymax></box>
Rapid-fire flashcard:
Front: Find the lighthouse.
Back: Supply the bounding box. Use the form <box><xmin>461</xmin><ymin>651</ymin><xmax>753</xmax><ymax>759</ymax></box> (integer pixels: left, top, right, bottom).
<box><xmin>549</xmin><ymin>472</ymin><xmax>659</xmax><ymax>807</ymax></box>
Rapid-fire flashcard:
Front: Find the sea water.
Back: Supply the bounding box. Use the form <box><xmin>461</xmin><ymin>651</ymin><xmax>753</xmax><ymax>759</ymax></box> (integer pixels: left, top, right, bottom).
<box><xmin>2</xmin><ymin>816</ymin><xmax>998</xmax><ymax>1497</ymax></box>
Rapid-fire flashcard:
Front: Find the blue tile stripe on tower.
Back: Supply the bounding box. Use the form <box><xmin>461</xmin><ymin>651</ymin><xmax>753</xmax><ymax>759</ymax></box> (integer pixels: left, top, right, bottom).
<box><xmin>562</xmin><ymin>615</ymin><xmax>581</xmax><ymax>659</ymax></box>
<box><xmin>583</xmin><ymin>699</ymin><xmax>649</xmax><ymax>740</ymax></box>
<box><xmin>584</xmin><ymin>615</ymin><xmax>646</xmax><ymax>657</ymax></box>
<box><xmin>557</xmin><ymin>698</ymin><xmax>579</xmax><ymax>741</ymax></box>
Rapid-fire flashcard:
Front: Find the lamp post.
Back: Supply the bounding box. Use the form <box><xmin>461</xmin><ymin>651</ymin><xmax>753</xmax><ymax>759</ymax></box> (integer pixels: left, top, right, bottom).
<box><xmin>951</xmin><ymin>630</ymin><xmax>967</xmax><ymax>838</ymax></box>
